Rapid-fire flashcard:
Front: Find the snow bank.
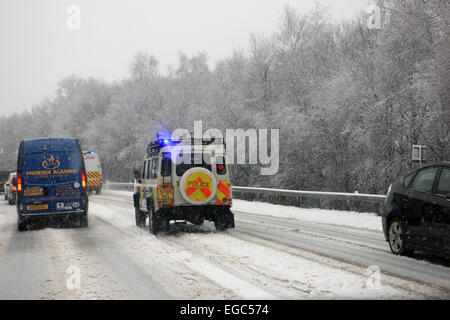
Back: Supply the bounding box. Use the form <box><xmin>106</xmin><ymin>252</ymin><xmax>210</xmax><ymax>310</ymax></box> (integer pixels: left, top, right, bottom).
<box><xmin>100</xmin><ymin>190</ymin><xmax>383</xmax><ymax>231</ymax></box>
<box><xmin>232</xmin><ymin>200</ymin><xmax>383</xmax><ymax>232</ymax></box>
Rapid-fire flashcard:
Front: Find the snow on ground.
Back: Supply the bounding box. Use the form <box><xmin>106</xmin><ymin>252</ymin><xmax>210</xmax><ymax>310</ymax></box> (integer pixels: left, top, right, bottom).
<box><xmin>163</xmin><ymin>232</ymin><xmax>419</xmax><ymax>299</ymax></box>
<box><xmin>101</xmin><ymin>189</ymin><xmax>135</xmax><ymax>198</ymax></box>
<box><xmin>101</xmin><ymin>189</ymin><xmax>382</xmax><ymax>231</ymax></box>
<box><xmin>42</xmin><ymin>228</ymin><xmax>128</xmax><ymax>300</ymax></box>
<box><xmin>40</xmin><ymin>206</ymin><xmax>239</xmax><ymax>299</ymax></box>
<box><xmin>232</xmin><ymin>199</ymin><xmax>382</xmax><ymax>232</ymax></box>
<box><xmin>0</xmin><ymin>201</ymin><xmax>12</xmax><ymax>257</ymax></box>
<box><xmin>0</xmin><ymin>191</ymin><xmax>443</xmax><ymax>299</ymax></box>
<box><xmin>89</xmin><ymin>192</ymin><xmax>422</xmax><ymax>299</ymax></box>
<box><xmin>89</xmin><ymin>200</ymin><xmax>266</xmax><ymax>299</ymax></box>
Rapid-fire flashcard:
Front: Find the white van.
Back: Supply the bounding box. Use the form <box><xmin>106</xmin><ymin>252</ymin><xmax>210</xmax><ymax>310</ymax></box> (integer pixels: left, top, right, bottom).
<box><xmin>82</xmin><ymin>151</ymin><xmax>103</xmax><ymax>194</ymax></box>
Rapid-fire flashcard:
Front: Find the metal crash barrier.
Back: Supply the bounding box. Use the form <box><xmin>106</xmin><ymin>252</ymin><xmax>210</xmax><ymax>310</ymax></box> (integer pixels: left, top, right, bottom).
<box><xmin>104</xmin><ymin>180</ymin><xmax>386</xmax><ymax>214</ymax></box>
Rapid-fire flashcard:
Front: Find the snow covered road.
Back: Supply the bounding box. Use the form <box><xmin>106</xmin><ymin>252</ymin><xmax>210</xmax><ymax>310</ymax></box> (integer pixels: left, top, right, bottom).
<box><xmin>0</xmin><ymin>190</ymin><xmax>449</xmax><ymax>299</ymax></box>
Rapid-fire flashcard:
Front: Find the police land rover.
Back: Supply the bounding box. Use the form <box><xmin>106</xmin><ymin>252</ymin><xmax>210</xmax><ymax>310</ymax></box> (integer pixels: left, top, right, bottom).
<box><xmin>133</xmin><ymin>137</ymin><xmax>235</xmax><ymax>234</ymax></box>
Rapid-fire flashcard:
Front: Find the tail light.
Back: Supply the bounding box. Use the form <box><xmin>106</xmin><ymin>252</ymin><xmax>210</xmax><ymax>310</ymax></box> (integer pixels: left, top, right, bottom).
<box><xmin>11</xmin><ymin>186</ymin><xmax>16</xmax><ymax>191</ymax></box>
<box><xmin>17</xmin><ymin>173</ymin><xmax>22</xmax><ymax>194</ymax></box>
<box><xmin>81</xmin><ymin>170</ymin><xmax>87</xmax><ymax>190</ymax></box>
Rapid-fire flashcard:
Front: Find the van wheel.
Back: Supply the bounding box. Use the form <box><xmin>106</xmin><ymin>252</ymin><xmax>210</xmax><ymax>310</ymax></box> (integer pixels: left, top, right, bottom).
<box><xmin>135</xmin><ymin>207</ymin><xmax>140</xmax><ymax>226</ymax></box>
<box><xmin>214</xmin><ymin>208</ymin><xmax>235</xmax><ymax>231</ymax></box>
<box><xmin>160</xmin><ymin>214</ymin><xmax>170</xmax><ymax>232</ymax></box>
<box><xmin>78</xmin><ymin>214</ymin><xmax>88</xmax><ymax>228</ymax></box>
<box><xmin>135</xmin><ymin>207</ymin><xmax>146</xmax><ymax>227</ymax></box>
<box><xmin>149</xmin><ymin>206</ymin><xmax>169</xmax><ymax>234</ymax></box>
<box><xmin>148</xmin><ymin>206</ymin><xmax>160</xmax><ymax>234</ymax></box>
<box><xmin>18</xmin><ymin>221</ymin><xmax>27</xmax><ymax>231</ymax></box>
<box><xmin>148</xmin><ymin>206</ymin><xmax>158</xmax><ymax>234</ymax></box>
<box><xmin>82</xmin><ymin>215</ymin><xmax>88</xmax><ymax>227</ymax></box>
<box><xmin>388</xmin><ymin>219</ymin><xmax>412</xmax><ymax>256</ymax></box>
<box><xmin>193</xmin><ymin>218</ymin><xmax>204</xmax><ymax>226</ymax></box>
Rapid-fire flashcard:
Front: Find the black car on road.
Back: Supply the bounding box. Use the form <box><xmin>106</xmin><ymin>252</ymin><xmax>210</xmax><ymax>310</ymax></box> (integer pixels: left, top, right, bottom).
<box><xmin>382</xmin><ymin>162</ymin><xmax>450</xmax><ymax>257</ymax></box>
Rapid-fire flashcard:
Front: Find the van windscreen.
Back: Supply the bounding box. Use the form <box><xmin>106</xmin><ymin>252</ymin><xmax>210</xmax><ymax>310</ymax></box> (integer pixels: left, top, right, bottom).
<box><xmin>23</xmin><ymin>150</ymin><xmax>81</xmax><ymax>185</ymax></box>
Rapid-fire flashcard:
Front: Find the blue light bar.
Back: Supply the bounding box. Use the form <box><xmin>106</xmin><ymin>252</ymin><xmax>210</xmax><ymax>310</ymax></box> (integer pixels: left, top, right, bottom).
<box><xmin>159</xmin><ymin>139</ymin><xmax>170</xmax><ymax>146</ymax></box>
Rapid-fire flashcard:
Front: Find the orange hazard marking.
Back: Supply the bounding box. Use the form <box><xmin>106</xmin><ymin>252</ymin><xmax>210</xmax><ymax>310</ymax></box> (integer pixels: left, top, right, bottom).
<box><xmin>217</xmin><ymin>181</ymin><xmax>230</xmax><ymax>198</ymax></box>
<box><xmin>184</xmin><ymin>172</ymin><xmax>213</xmax><ymax>201</ymax></box>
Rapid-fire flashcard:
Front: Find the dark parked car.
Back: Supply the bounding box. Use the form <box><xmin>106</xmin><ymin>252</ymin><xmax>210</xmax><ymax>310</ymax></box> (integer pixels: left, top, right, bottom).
<box><xmin>4</xmin><ymin>172</ymin><xmax>17</xmax><ymax>205</ymax></box>
<box><xmin>382</xmin><ymin>162</ymin><xmax>450</xmax><ymax>257</ymax></box>
<box><xmin>0</xmin><ymin>170</ymin><xmax>10</xmax><ymax>194</ymax></box>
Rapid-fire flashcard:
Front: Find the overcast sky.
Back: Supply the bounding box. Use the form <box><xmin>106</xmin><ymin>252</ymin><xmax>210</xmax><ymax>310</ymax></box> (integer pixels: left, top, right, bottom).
<box><xmin>0</xmin><ymin>0</ymin><xmax>370</xmax><ymax>116</ymax></box>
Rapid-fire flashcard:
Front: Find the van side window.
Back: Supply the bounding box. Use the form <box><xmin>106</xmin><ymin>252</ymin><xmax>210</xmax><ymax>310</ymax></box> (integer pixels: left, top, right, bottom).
<box><xmin>144</xmin><ymin>160</ymin><xmax>151</xmax><ymax>179</ymax></box>
<box><xmin>411</xmin><ymin>167</ymin><xmax>438</xmax><ymax>193</ymax></box>
<box><xmin>142</xmin><ymin>160</ymin><xmax>147</xmax><ymax>180</ymax></box>
<box><xmin>437</xmin><ymin>168</ymin><xmax>450</xmax><ymax>195</ymax></box>
<box><xmin>151</xmin><ymin>158</ymin><xmax>158</xmax><ymax>178</ymax></box>
<box><xmin>161</xmin><ymin>153</ymin><xmax>172</xmax><ymax>177</ymax></box>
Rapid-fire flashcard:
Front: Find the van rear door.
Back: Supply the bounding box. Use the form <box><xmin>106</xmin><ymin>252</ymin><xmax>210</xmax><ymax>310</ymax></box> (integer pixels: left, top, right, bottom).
<box><xmin>22</xmin><ymin>148</ymin><xmax>83</xmax><ymax>214</ymax></box>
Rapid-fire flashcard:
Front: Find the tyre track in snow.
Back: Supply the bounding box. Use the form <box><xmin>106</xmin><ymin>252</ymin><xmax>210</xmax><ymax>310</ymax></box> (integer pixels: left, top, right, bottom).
<box><xmin>157</xmin><ymin>230</ymin><xmax>399</xmax><ymax>299</ymax></box>
<box><xmin>93</xmin><ymin>191</ymin><xmax>450</xmax><ymax>297</ymax></box>
<box><xmin>158</xmin><ymin>223</ymin><xmax>446</xmax><ymax>299</ymax></box>
<box><xmin>64</xmin><ymin>210</ymin><xmax>238</xmax><ymax>299</ymax></box>
<box><xmin>0</xmin><ymin>202</ymin><xmax>62</xmax><ymax>299</ymax></box>
<box><xmin>88</xmin><ymin>199</ymin><xmax>275</xmax><ymax>299</ymax></box>
<box><xmin>0</xmin><ymin>196</ymin><xmax>237</xmax><ymax>299</ymax></box>
<box><xmin>90</xmin><ymin>192</ymin><xmax>447</xmax><ymax>298</ymax></box>
<box><xmin>90</xmin><ymin>198</ymin><xmax>410</xmax><ymax>299</ymax></box>
<box><xmin>234</xmin><ymin>211</ymin><xmax>386</xmax><ymax>251</ymax></box>
<box><xmin>58</xmin><ymin>216</ymin><xmax>172</xmax><ymax>299</ymax></box>
<box><xmin>94</xmin><ymin>192</ymin><xmax>386</xmax><ymax>251</ymax></box>
<box><xmin>232</xmin><ymin>223</ymin><xmax>450</xmax><ymax>295</ymax></box>
<box><xmin>0</xmin><ymin>227</ymin><xmax>57</xmax><ymax>299</ymax></box>
<box><xmin>157</xmin><ymin>232</ymin><xmax>284</xmax><ymax>299</ymax></box>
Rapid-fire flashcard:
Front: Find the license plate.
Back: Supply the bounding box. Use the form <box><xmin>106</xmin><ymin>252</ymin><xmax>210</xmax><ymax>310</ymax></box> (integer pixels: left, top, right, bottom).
<box><xmin>26</xmin><ymin>204</ymin><xmax>48</xmax><ymax>210</ymax></box>
<box><xmin>158</xmin><ymin>189</ymin><xmax>173</xmax><ymax>200</ymax></box>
